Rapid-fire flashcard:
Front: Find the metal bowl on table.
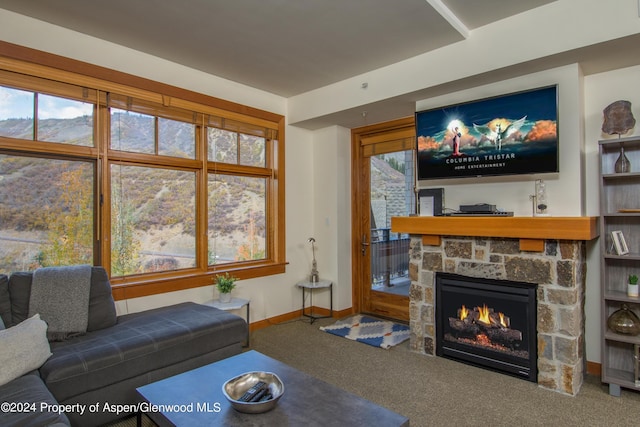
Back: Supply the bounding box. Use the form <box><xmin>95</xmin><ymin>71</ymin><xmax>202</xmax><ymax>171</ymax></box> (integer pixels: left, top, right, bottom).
<box><xmin>222</xmin><ymin>371</ymin><xmax>284</xmax><ymax>414</ymax></box>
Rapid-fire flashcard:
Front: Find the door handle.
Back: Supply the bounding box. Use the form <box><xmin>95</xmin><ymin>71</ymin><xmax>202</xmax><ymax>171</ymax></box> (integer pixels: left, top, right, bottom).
<box><xmin>361</xmin><ymin>234</ymin><xmax>369</xmax><ymax>256</ymax></box>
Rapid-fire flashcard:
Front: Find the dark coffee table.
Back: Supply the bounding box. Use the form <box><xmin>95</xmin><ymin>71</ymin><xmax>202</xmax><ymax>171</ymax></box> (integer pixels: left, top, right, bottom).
<box><xmin>136</xmin><ymin>350</ymin><xmax>409</xmax><ymax>426</ymax></box>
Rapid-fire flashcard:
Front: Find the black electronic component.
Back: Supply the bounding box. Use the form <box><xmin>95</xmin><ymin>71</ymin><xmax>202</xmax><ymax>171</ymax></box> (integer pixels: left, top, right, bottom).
<box><xmin>238</xmin><ymin>381</ymin><xmax>268</xmax><ymax>402</ymax></box>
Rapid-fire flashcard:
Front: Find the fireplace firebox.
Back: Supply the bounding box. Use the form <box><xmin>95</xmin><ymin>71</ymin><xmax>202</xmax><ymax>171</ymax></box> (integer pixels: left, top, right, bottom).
<box><xmin>435</xmin><ymin>272</ymin><xmax>538</xmax><ymax>382</ymax></box>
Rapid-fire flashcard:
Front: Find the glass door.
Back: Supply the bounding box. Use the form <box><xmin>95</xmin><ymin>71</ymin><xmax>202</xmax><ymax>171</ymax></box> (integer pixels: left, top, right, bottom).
<box><xmin>352</xmin><ymin>118</ymin><xmax>415</xmax><ymax>322</ymax></box>
<box><xmin>369</xmin><ymin>150</ymin><xmax>413</xmax><ymax>295</ymax></box>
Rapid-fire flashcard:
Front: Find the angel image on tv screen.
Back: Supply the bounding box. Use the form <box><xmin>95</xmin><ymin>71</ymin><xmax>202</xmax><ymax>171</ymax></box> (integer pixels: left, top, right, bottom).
<box><xmin>416</xmin><ymin>85</ymin><xmax>558</xmax><ymax>181</ymax></box>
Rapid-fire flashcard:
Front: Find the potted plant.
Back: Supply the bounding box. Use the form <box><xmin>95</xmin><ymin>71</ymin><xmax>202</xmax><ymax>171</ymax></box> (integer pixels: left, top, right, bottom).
<box><xmin>628</xmin><ymin>274</ymin><xmax>639</xmax><ymax>297</ymax></box>
<box><xmin>215</xmin><ymin>272</ymin><xmax>237</xmax><ymax>303</ymax></box>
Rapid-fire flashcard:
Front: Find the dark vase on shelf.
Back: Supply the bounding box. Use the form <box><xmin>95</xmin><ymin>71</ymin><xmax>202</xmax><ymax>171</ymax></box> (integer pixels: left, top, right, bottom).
<box><xmin>614</xmin><ymin>143</ymin><xmax>631</xmax><ymax>173</ymax></box>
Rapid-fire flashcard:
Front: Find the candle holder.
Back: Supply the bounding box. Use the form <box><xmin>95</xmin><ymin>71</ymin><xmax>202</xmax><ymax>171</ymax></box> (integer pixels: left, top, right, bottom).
<box><xmin>308</xmin><ymin>237</ymin><xmax>319</xmax><ymax>282</ymax></box>
<box><xmin>530</xmin><ymin>179</ymin><xmax>549</xmax><ymax>216</ymax></box>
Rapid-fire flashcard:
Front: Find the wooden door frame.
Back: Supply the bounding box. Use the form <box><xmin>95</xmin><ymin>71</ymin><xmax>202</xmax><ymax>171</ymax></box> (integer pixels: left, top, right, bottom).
<box><xmin>351</xmin><ymin>116</ymin><xmax>415</xmax><ymax>316</ymax></box>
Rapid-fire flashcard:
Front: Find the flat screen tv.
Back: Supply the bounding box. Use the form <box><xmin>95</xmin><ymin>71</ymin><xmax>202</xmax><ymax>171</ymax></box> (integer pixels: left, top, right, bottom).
<box><xmin>415</xmin><ymin>85</ymin><xmax>558</xmax><ymax>180</ymax></box>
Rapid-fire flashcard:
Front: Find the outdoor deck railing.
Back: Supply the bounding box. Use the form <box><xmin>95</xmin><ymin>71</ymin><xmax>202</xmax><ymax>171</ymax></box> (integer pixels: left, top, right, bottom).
<box><xmin>370</xmin><ymin>228</ymin><xmax>410</xmax><ymax>286</ymax></box>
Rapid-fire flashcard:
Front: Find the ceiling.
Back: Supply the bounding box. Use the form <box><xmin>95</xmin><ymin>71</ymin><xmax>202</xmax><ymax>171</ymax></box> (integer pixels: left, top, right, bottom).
<box><xmin>0</xmin><ymin>0</ymin><xmax>556</xmax><ymax>97</ymax></box>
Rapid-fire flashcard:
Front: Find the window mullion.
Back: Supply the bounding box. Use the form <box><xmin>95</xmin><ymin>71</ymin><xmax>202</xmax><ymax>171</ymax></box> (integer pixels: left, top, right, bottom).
<box><xmin>154</xmin><ymin>117</ymin><xmax>159</xmax><ymax>155</ymax></box>
<box><xmin>33</xmin><ymin>93</ymin><xmax>38</xmax><ymax>141</ymax></box>
<box><xmin>197</xmin><ymin>120</ymin><xmax>208</xmax><ymax>271</ymax></box>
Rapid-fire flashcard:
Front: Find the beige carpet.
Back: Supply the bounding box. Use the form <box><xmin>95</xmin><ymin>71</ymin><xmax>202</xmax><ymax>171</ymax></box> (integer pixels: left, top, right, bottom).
<box><xmin>251</xmin><ymin>317</ymin><xmax>640</xmax><ymax>427</ymax></box>
<box><xmin>109</xmin><ymin>316</ymin><xmax>640</xmax><ymax>427</ymax></box>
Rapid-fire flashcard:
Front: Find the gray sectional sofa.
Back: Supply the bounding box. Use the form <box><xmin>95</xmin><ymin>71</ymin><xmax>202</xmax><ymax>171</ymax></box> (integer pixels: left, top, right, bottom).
<box><xmin>0</xmin><ymin>266</ymin><xmax>248</xmax><ymax>426</ymax></box>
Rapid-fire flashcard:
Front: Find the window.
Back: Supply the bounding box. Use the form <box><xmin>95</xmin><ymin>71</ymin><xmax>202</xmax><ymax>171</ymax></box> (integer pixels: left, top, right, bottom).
<box><xmin>0</xmin><ymin>87</ymin><xmax>93</xmax><ymax>145</ymax></box>
<box><xmin>0</xmin><ymin>48</ymin><xmax>285</xmax><ymax>298</ymax></box>
<box><xmin>111</xmin><ymin>164</ymin><xmax>196</xmax><ymax>276</ymax></box>
<box><xmin>0</xmin><ymin>154</ymin><xmax>94</xmax><ymax>273</ymax></box>
<box><xmin>208</xmin><ymin>174</ymin><xmax>266</xmax><ymax>265</ymax></box>
<box><xmin>158</xmin><ymin>117</ymin><xmax>195</xmax><ymax>159</ymax></box>
<box><xmin>208</xmin><ymin>127</ymin><xmax>265</xmax><ymax>167</ymax></box>
<box><xmin>110</xmin><ymin>109</ymin><xmax>154</xmax><ymax>154</ymax></box>
<box><xmin>38</xmin><ymin>94</ymin><xmax>93</xmax><ymax>146</ymax></box>
<box><xmin>0</xmin><ymin>86</ymin><xmax>96</xmax><ymax>274</ymax></box>
<box><xmin>0</xmin><ymin>87</ymin><xmax>34</xmax><ymax>139</ymax></box>
<box><xmin>110</xmin><ymin>108</ymin><xmax>196</xmax><ymax>159</ymax></box>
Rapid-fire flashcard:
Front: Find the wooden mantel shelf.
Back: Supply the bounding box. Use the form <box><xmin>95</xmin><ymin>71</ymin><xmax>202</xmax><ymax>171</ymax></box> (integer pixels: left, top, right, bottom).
<box><xmin>390</xmin><ymin>216</ymin><xmax>599</xmax><ymax>252</ymax></box>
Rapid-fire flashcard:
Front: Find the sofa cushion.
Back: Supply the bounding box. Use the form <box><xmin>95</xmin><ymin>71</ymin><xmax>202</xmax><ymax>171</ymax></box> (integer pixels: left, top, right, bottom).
<box><xmin>7</xmin><ymin>271</ymin><xmax>31</xmax><ymax>327</ymax></box>
<box><xmin>0</xmin><ymin>274</ymin><xmax>10</xmax><ymax>327</ymax></box>
<box><xmin>41</xmin><ymin>302</ymin><xmax>247</xmax><ymax>402</ymax></box>
<box><xmin>0</xmin><ymin>314</ymin><xmax>52</xmax><ymax>387</ymax></box>
<box><xmin>86</xmin><ymin>267</ymin><xmax>117</xmax><ymax>332</ymax></box>
<box><xmin>0</xmin><ymin>371</ymin><xmax>71</xmax><ymax>427</ymax></box>
<box><xmin>7</xmin><ymin>267</ymin><xmax>117</xmax><ymax>331</ymax></box>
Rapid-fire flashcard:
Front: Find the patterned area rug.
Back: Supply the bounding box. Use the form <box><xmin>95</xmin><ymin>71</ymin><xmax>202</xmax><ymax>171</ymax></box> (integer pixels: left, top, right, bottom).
<box><xmin>319</xmin><ymin>315</ymin><xmax>410</xmax><ymax>349</ymax></box>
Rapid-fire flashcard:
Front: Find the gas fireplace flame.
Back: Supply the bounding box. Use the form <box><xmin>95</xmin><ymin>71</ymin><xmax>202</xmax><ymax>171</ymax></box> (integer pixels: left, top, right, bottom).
<box><xmin>459</xmin><ymin>305</ymin><xmax>469</xmax><ymax>320</ymax></box>
<box><xmin>499</xmin><ymin>312</ymin><xmax>507</xmax><ymax>327</ymax></box>
<box><xmin>477</xmin><ymin>304</ymin><xmax>491</xmax><ymax>325</ymax></box>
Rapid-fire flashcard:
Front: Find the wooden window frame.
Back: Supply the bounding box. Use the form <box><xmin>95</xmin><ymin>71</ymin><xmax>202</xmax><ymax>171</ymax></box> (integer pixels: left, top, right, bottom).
<box><xmin>0</xmin><ymin>41</ymin><xmax>286</xmax><ymax>300</ymax></box>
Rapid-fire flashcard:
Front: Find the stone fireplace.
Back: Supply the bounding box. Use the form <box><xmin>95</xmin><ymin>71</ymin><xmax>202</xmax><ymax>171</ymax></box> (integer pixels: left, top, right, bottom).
<box><xmin>391</xmin><ymin>216</ymin><xmax>597</xmax><ymax>396</ymax></box>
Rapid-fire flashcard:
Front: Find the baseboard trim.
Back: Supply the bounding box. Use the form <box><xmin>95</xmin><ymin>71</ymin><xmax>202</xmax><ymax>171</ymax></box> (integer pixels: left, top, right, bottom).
<box><xmin>586</xmin><ymin>361</ymin><xmax>601</xmax><ymax>376</ymax></box>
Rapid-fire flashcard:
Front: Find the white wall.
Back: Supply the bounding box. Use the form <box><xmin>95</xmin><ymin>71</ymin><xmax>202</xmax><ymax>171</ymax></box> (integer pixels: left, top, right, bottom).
<box><xmin>310</xmin><ymin>126</ymin><xmax>353</xmax><ymax>311</ymax></box>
